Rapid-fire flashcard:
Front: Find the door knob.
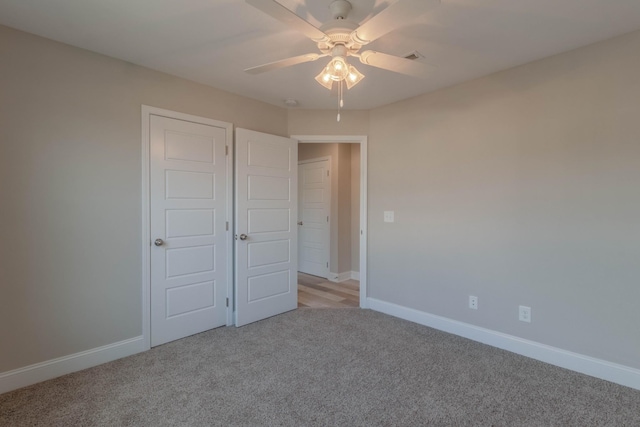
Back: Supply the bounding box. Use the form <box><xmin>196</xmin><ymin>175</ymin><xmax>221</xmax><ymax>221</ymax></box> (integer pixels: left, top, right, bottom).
<box><xmin>154</xmin><ymin>238</ymin><xmax>164</xmax><ymax>246</ymax></box>
<box><xmin>297</xmin><ymin>221</ymin><xmax>303</xmax><ymax>226</ymax></box>
<box><xmin>239</xmin><ymin>234</ymin><xmax>248</xmax><ymax>240</ymax></box>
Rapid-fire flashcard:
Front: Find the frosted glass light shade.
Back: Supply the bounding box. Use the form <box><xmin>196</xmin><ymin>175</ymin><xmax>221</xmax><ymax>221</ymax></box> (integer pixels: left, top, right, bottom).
<box><xmin>327</xmin><ymin>57</ymin><xmax>348</xmax><ymax>81</ymax></box>
<box><xmin>345</xmin><ymin>65</ymin><xmax>365</xmax><ymax>89</ymax></box>
<box><xmin>315</xmin><ymin>68</ymin><xmax>334</xmax><ymax>89</ymax></box>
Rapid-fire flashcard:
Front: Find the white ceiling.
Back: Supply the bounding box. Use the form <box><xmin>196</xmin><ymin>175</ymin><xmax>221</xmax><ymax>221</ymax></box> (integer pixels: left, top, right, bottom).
<box><xmin>2</xmin><ymin>0</ymin><xmax>640</xmax><ymax>110</ymax></box>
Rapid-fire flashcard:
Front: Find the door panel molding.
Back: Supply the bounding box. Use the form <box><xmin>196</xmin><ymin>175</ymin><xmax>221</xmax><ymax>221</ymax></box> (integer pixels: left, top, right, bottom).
<box><xmin>298</xmin><ymin>157</ymin><xmax>331</xmax><ymax>278</ymax></box>
<box><xmin>235</xmin><ymin>128</ymin><xmax>298</xmax><ymax>327</ymax></box>
<box><xmin>291</xmin><ymin>135</ymin><xmax>368</xmax><ymax>309</ymax></box>
<box><xmin>142</xmin><ymin>106</ymin><xmax>233</xmax><ymax>349</ymax></box>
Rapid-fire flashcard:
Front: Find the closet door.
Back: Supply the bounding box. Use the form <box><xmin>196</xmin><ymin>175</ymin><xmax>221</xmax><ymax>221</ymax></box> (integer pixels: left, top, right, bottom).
<box><xmin>150</xmin><ymin>114</ymin><xmax>229</xmax><ymax>346</ymax></box>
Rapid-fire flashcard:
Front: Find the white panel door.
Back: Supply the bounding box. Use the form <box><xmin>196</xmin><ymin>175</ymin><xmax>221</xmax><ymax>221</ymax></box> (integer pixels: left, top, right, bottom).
<box><xmin>150</xmin><ymin>115</ymin><xmax>228</xmax><ymax>346</ymax></box>
<box><xmin>298</xmin><ymin>160</ymin><xmax>330</xmax><ymax>277</ymax></box>
<box><xmin>235</xmin><ymin>128</ymin><xmax>297</xmax><ymax>327</ymax></box>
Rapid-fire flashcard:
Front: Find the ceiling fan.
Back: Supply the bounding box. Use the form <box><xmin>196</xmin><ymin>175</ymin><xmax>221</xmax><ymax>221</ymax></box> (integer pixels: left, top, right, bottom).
<box><xmin>244</xmin><ymin>0</ymin><xmax>439</xmax><ymax>116</ymax></box>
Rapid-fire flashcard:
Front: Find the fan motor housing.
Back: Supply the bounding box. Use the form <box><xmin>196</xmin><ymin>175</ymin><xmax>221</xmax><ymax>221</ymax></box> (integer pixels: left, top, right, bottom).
<box><xmin>318</xmin><ymin>19</ymin><xmax>361</xmax><ymax>53</ymax></box>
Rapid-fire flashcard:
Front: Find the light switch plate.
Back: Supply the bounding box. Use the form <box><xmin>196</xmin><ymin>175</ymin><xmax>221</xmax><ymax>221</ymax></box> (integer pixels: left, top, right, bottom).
<box><xmin>519</xmin><ymin>305</ymin><xmax>531</xmax><ymax>323</ymax></box>
<box><xmin>384</xmin><ymin>211</ymin><xmax>395</xmax><ymax>223</ymax></box>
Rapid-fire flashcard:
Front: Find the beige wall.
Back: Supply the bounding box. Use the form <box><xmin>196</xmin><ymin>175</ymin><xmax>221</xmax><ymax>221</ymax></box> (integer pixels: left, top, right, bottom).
<box><xmin>288</xmin><ymin>109</ymin><xmax>369</xmax><ymax>136</ymax></box>
<box><xmin>350</xmin><ymin>143</ymin><xmax>360</xmax><ymax>273</ymax></box>
<box><xmin>0</xmin><ymin>25</ymin><xmax>287</xmax><ymax>372</ymax></box>
<box><xmin>337</xmin><ymin>144</ymin><xmax>352</xmax><ymax>274</ymax></box>
<box><xmin>368</xmin><ymin>30</ymin><xmax>640</xmax><ymax>369</ymax></box>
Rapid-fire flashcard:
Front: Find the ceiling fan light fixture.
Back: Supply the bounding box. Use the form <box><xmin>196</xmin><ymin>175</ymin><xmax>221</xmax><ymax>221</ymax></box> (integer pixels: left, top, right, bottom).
<box><xmin>315</xmin><ymin>69</ymin><xmax>334</xmax><ymax>90</ymax></box>
<box><xmin>345</xmin><ymin>65</ymin><xmax>364</xmax><ymax>89</ymax></box>
<box><xmin>245</xmin><ymin>0</ymin><xmax>441</xmax><ymax>115</ymax></box>
<box><xmin>327</xmin><ymin>56</ymin><xmax>349</xmax><ymax>81</ymax></box>
<box><xmin>315</xmin><ymin>56</ymin><xmax>364</xmax><ymax>90</ymax></box>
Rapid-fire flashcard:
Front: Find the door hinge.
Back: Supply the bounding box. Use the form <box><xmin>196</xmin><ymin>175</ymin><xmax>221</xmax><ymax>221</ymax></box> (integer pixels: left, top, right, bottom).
<box><xmin>226</xmin><ymin>298</ymin><xmax>229</xmax><ymax>307</ymax></box>
<box><xmin>327</xmin><ymin>216</ymin><xmax>329</xmax><ymax>222</ymax></box>
<box><xmin>226</xmin><ymin>221</ymin><xmax>229</xmax><ymax>231</ymax></box>
<box><xmin>326</xmin><ymin>262</ymin><xmax>329</xmax><ymax>268</ymax></box>
<box><xmin>327</xmin><ymin>170</ymin><xmax>329</xmax><ymax>176</ymax></box>
<box><xmin>225</xmin><ymin>145</ymin><xmax>229</xmax><ymax>155</ymax></box>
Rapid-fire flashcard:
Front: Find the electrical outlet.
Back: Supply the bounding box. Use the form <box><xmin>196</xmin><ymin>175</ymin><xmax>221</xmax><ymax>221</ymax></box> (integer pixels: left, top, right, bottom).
<box><xmin>469</xmin><ymin>295</ymin><xmax>478</xmax><ymax>310</ymax></box>
<box><xmin>519</xmin><ymin>305</ymin><xmax>531</xmax><ymax>323</ymax></box>
<box><xmin>384</xmin><ymin>211</ymin><xmax>395</xmax><ymax>223</ymax></box>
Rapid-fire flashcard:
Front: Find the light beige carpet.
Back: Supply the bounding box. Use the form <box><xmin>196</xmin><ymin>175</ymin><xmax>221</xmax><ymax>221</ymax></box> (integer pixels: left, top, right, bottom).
<box><xmin>1</xmin><ymin>308</ymin><xmax>639</xmax><ymax>426</ymax></box>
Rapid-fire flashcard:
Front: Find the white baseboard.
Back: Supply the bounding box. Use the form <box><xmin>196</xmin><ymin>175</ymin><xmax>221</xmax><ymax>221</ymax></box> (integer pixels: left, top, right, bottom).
<box><xmin>0</xmin><ymin>336</ymin><xmax>147</xmax><ymax>394</ymax></box>
<box><xmin>368</xmin><ymin>298</ymin><xmax>640</xmax><ymax>391</ymax></box>
<box><xmin>351</xmin><ymin>271</ymin><xmax>360</xmax><ymax>281</ymax></box>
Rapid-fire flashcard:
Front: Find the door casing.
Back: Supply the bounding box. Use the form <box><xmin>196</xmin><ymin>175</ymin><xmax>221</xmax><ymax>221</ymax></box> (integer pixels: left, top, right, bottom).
<box><xmin>292</xmin><ymin>135</ymin><xmax>368</xmax><ymax>309</ymax></box>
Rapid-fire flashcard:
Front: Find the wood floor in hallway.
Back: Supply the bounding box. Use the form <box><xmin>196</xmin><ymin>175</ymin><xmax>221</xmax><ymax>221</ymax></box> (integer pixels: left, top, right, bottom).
<box><xmin>298</xmin><ymin>272</ymin><xmax>360</xmax><ymax>308</ymax></box>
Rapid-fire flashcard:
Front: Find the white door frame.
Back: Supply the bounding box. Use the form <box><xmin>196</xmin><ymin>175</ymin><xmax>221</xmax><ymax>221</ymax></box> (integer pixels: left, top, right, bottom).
<box><xmin>141</xmin><ymin>105</ymin><xmax>234</xmax><ymax>349</ymax></box>
<box><xmin>298</xmin><ymin>156</ymin><xmax>331</xmax><ymax>279</ymax></box>
<box><xmin>291</xmin><ymin>135</ymin><xmax>368</xmax><ymax>309</ymax></box>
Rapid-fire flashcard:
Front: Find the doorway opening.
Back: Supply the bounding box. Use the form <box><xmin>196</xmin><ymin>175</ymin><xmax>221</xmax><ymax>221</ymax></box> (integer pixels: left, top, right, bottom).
<box><xmin>298</xmin><ymin>272</ymin><xmax>360</xmax><ymax>308</ymax></box>
<box><xmin>292</xmin><ymin>135</ymin><xmax>368</xmax><ymax>309</ymax></box>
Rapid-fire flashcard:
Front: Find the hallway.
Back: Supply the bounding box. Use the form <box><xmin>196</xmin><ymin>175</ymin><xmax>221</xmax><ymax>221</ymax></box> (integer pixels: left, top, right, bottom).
<box><xmin>297</xmin><ymin>273</ymin><xmax>359</xmax><ymax>308</ymax></box>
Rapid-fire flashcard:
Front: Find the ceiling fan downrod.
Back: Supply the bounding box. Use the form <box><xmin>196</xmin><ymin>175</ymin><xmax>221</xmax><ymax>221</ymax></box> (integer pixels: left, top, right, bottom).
<box><xmin>329</xmin><ymin>0</ymin><xmax>352</xmax><ymax>20</ymax></box>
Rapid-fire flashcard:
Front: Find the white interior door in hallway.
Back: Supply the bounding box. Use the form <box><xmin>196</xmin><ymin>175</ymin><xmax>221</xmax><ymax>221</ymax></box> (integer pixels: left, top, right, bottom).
<box><xmin>149</xmin><ymin>114</ymin><xmax>231</xmax><ymax>346</ymax></box>
<box><xmin>297</xmin><ymin>159</ymin><xmax>330</xmax><ymax>278</ymax></box>
<box><xmin>235</xmin><ymin>128</ymin><xmax>298</xmax><ymax>327</ymax></box>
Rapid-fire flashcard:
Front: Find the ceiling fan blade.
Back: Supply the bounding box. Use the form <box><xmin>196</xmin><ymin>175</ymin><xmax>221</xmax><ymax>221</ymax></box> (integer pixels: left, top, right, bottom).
<box><xmin>350</xmin><ymin>0</ymin><xmax>440</xmax><ymax>45</ymax></box>
<box><xmin>358</xmin><ymin>51</ymin><xmax>435</xmax><ymax>78</ymax></box>
<box><xmin>245</xmin><ymin>53</ymin><xmax>326</xmax><ymax>74</ymax></box>
<box><xmin>246</xmin><ymin>0</ymin><xmax>329</xmax><ymax>43</ymax></box>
